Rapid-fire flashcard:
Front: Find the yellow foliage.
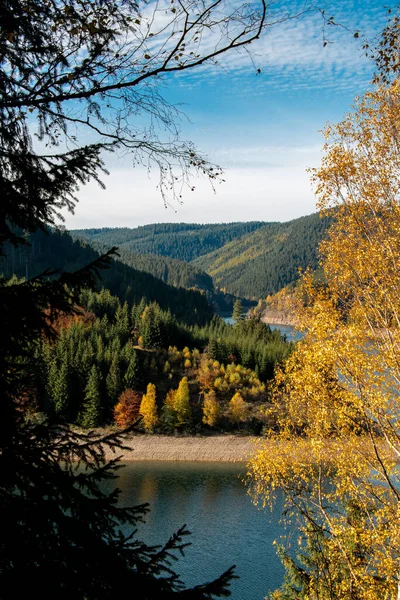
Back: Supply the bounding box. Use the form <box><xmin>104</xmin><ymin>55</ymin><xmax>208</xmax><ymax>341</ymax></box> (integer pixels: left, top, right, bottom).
<box><xmin>167</xmin><ymin>345</ymin><xmax>182</xmax><ymax>365</ymax></box>
<box><xmin>197</xmin><ymin>356</ymin><xmax>265</xmax><ymax>404</ymax></box>
<box><xmin>191</xmin><ymin>348</ymin><xmax>201</xmax><ymax>368</ymax></box>
<box><xmin>139</xmin><ymin>383</ymin><xmax>158</xmax><ymax>431</ymax></box>
<box><xmin>228</xmin><ymin>372</ymin><xmax>241</xmax><ymax>385</ymax></box>
<box><xmin>140</xmin><ymin>306</ymin><xmax>151</xmax><ymax>320</ymax></box>
<box><xmin>248</xmin><ymin>81</ymin><xmax>400</xmax><ymax>598</ymax></box>
<box><xmin>227</xmin><ymin>392</ymin><xmax>248</xmax><ymax>425</ymax></box>
<box><xmin>164</xmin><ymin>388</ymin><xmax>175</xmax><ymax>409</ymax></box>
<box><xmin>173</xmin><ymin>376</ymin><xmax>192</xmax><ymax>427</ymax></box>
<box><xmin>202</xmin><ymin>390</ymin><xmax>222</xmax><ymax>427</ymax></box>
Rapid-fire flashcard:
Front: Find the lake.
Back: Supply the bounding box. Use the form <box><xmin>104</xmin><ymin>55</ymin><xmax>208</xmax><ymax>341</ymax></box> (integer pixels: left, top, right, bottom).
<box><xmin>221</xmin><ymin>314</ymin><xmax>303</xmax><ymax>343</ymax></box>
<box><xmin>114</xmin><ymin>461</ymin><xmax>289</xmax><ymax>599</ymax></box>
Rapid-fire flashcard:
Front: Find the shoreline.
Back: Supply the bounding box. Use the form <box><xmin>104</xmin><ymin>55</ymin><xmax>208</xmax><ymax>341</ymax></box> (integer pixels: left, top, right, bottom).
<box><xmin>103</xmin><ymin>433</ymin><xmax>261</xmax><ymax>463</ymax></box>
<box><xmin>97</xmin><ymin>433</ymin><xmax>394</xmax><ymax>465</ymax></box>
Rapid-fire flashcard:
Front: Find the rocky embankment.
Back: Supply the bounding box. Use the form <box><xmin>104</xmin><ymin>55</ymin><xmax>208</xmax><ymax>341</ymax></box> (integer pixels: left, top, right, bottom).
<box><xmin>261</xmin><ymin>309</ymin><xmax>297</xmax><ymax>326</ymax></box>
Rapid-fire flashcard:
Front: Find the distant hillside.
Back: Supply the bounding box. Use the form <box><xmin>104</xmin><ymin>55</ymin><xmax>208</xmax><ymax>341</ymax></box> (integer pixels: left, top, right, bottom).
<box><xmin>0</xmin><ymin>228</ymin><xmax>214</xmax><ymax>326</ymax></box>
<box><xmin>71</xmin><ymin>213</ymin><xmax>333</xmax><ymax>300</ymax></box>
<box><xmin>69</xmin><ymin>238</ymin><xmax>215</xmax><ymax>294</ymax></box>
<box><xmin>72</xmin><ymin>221</ymin><xmax>266</xmax><ymax>262</ymax></box>
<box><xmin>193</xmin><ymin>213</ymin><xmax>332</xmax><ymax>299</ymax></box>
<box><xmin>116</xmin><ymin>250</ymin><xmax>214</xmax><ymax>292</ymax></box>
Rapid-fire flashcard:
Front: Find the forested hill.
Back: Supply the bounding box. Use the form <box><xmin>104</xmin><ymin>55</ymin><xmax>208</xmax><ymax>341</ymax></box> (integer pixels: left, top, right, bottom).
<box><xmin>116</xmin><ymin>251</ymin><xmax>214</xmax><ymax>292</ymax></box>
<box><xmin>71</xmin><ymin>213</ymin><xmax>332</xmax><ymax>300</ymax></box>
<box><xmin>0</xmin><ymin>228</ymin><xmax>213</xmax><ymax>326</ymax></box>
<box><xmin>69</xmin><ymin>241</ymin><xmax>215</xmax><ymax>294</ymax></box>
<box><xmin>193</xmin><ymin>213</ymin><xmax>332</xmax><ymax>299</ymax></box>
<box><xmin>72</xmin><ymin>221</ymin><xmax>266</xmax><ymax>262</ymax></box>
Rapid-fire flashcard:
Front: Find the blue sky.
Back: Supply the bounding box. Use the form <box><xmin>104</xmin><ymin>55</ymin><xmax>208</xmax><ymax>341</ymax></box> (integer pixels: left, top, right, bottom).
<box><xmin>63</xmin><ymin>0</ymin><xmax>395</xmax><ymax>229</ymax></box>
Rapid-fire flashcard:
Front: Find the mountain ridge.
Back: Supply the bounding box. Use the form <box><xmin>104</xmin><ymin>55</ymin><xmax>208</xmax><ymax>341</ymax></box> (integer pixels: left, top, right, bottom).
<box><xmin>72</xmin><ymin>212</ymin><xmax>332</xmax><ymax>299</ymax></box>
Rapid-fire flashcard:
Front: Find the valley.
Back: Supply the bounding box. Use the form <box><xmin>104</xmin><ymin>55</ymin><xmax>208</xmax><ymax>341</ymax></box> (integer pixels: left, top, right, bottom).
<box><xmin>72</xmin><ymin>211</ymin><xmax>331</xmax><ymax>301</ymax></box>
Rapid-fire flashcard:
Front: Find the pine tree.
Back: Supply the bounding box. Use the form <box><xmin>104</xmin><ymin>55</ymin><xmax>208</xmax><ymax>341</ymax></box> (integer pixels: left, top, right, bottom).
<box><xmin>48</xmin><ymin>360</ymin><xmax>71</xmax><ymax>418</ymax></box>
<box><xmin>123</xmin><ymin>350</ymin><xmax>140</xmax><ymax>389</ymax></box>
<box><xmin>207</xmin><ymin>338</ymin><xmax>219</xmax><ymax>360</ymax></box>
<box><xmin>78</xmin><ymin>365</ymin><xmax>102</xmax><ymax>428</ymax></box>
<box><xmin>106</xmin><ymin>354</ymin><xmax>122</xmax><ymax>404</ymax></box>
<box><xmin>115</xmin><ymin>301</ymin><xmax>130</xmax><ymax>337</ymax></box>
<box><xmin>163</xmin><ymin>360</ymin><xmax>171</xmax><ymax>375</ymax></box>
<box><xmin>161</xmin><ymin>389</ymin><xmax>177</xmax><ymax>430</ymax></box>
<box><xmin>95</xmin><ymin>333</ymin><xmax>104</xmax><ymax>363</ymax></box>
<box><xmin>232</xmin><ymin>299</ymin><xmax>244</xmax><ymax>323</ymax></box>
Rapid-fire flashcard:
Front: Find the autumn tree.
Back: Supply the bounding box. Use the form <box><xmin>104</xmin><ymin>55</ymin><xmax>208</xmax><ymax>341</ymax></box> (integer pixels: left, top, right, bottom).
<box><xmin>202</xmin><ymin>390</ymin><xmax>222</xmax><ymax>428</ymax></box>
<box><xmin>140</xmin><ymin>383</ymin><xmax>158</xmax><ymax>431</ymax></box>
<box><xmin>227</xmin><ymin>392</ymin><xmax>248</xmax><ymax>426</ymax></box>
<box><xmin>114</xmin><ymin>388</ymin><xmax>142</xmax><ymax>428</ymax></box>
<box><xmin>174</xmin><ymin>376</ymin><xmax>192</xmax><ymax>428</ymax></box>
<box><xmin>248</xmin><ymin>79</ymin><xmax>400</xmax><ymax>599</ymax></box>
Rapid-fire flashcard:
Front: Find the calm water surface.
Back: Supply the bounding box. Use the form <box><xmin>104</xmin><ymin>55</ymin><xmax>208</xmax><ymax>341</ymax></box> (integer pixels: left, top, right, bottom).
<box><xmin>114</xmin><ymin>461</ymin><xmax>289</xmax><ymax>599</ymax></box>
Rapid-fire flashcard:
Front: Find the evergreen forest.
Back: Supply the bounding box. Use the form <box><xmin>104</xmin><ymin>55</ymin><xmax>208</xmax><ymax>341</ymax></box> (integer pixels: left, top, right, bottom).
<box><xmin>31</xmin><ymin>286</ymin><xmax>292</xmax><ymax>433</ymax></box>
<box><xmin>1</xmin><ymin>228</ymin><xmax>293</xmax><ymax>434</ymax></box>
<box><xmin>73</xmin><ymin>212</ymin><xmax>332</xmax><ymax>300</ymax></box>
<box><xmin>193</xmin><ymin>213</ymin><xmax>332</xmax><ymax>298</ymax></box>
<box><xmin>0</xmin><ymin>228</ymin><xmax>214</xmax><ymax>325</ymax></box>
<box><xmin>72</xmin><ymin>221</ymin><xmax>266</xmax><ymax>262</ymax></box>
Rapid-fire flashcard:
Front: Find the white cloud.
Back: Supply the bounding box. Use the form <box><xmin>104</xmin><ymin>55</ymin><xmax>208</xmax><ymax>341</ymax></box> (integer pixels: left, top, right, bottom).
<box><xmin>61</xmin><ymin>143</ymin><xmax>320</xmax><ymax>229</ymax></box>
<box><xmin>167</xmin><ymin>0</ymin><xmax>392</xmax><ymax>93</ymax></box>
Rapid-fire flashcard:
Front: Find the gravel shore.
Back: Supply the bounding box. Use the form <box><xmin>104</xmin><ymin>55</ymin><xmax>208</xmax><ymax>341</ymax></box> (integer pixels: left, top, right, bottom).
<box><xmin>104</xmin><ymin>433</ymin><xmax>260</xmax><ymax>463</ymax></box>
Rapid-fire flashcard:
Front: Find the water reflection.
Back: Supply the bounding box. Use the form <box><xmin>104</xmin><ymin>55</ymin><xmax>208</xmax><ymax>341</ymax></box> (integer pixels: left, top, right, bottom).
<box><xmin>114</xmin><ymin>461</ymin><xmax>287</xmax><ymax>600</ymax></box>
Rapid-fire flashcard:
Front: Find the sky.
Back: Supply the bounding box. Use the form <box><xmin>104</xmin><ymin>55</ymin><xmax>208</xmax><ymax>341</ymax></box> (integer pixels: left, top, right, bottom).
<box><xmin>61</xmin><ymin>0</ymin><xmax>396</xmax><ymax>230</ymax></box>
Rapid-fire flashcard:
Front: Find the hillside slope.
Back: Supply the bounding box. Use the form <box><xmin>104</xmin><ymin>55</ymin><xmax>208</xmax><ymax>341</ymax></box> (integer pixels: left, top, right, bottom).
<box><xmin>70</xmin><ymin>242</ymin><xmax>215</xmax><ymax>293</ymax></box>
<box><xmin>193</xmin><ymin>213</ymin><xmax>332</xmax><ymax>299</ymax></box>
<box><xmin>116</xmin><ymin>250</ymin><xmax>214</xmax><ymax>292</ymax></box>
<box><xmin>0</xmin><ymin>228</ymin><xmax>213</xmax><ymax>325</ymax></box>
<box><xmin>72</xmin><ymin>221</ymin><xmax>266</xmax><ymax>262</ymax></box>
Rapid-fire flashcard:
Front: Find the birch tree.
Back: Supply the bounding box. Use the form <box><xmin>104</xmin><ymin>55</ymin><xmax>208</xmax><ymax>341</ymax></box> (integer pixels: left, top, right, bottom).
<box><xmin>248</xmin><ymin>80</ymin><xmax>400</xmax><ymax>599</ymax></box>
